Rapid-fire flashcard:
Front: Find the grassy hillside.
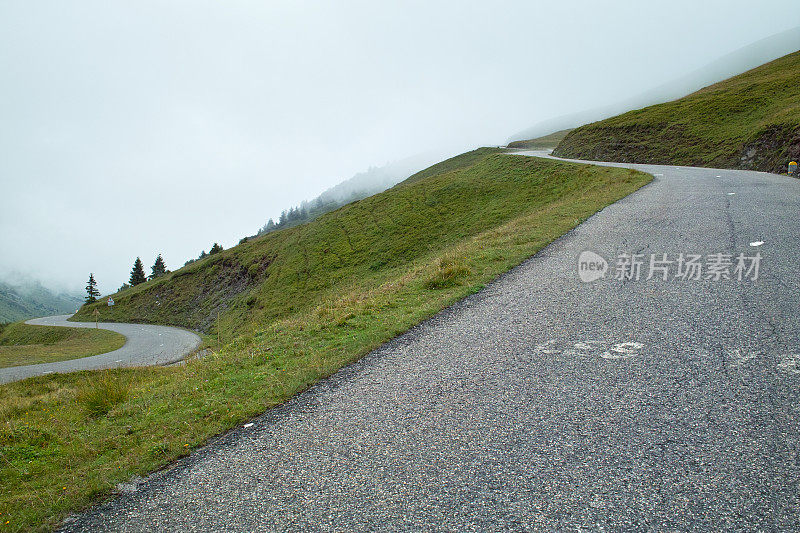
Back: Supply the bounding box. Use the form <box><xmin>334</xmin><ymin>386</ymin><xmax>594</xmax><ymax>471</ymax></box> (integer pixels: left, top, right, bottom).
<box><xmin>248</xmin><ymin>154</ymin><xmax>434</xmax><ymax>241</ymax></box>
<box><xmin>6</xmin><ymin>151</ymin><xmax>651</xmax><ymax>531</ymax></box>
<box><xmin>507</xmin><ymin>129</ymin><xmax>573</xmax><ymax>150</ymax></box>
<box><xmin>73</xmin><ymin>148</ymin><xmax>534</xmax><ymax>333</ymax></box>
<box><xmin>0</xmin><ymin>281</ymin><xmax>82</xmax><ymax>323</ymax></box>
<box><xmin>0</xmin><ymin>323</ymin><xmax>125</xmax><ymax>368</ymax></box>
<box><xmin>554</xmin><ymin>50</ymin><xmax>800</xmax><ymax>173</ymax></box>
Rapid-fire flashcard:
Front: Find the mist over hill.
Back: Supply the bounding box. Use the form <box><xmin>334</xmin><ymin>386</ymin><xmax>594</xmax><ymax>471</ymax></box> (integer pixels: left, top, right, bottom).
<box><xmin>0</xmin><ymin>276</ymin><xmax>82</xmax><ymax>322</ymax></box>
<box><xmin>315</xmin><ymin>154</ymin><xmax>439</xmax><ymax>206</ymax></box>
<box><xmin>251</xmin><ymin>153</ymin><xmax>441</xmax><ymax>238</ymax></box>
<box><xmin>553</xmin><ymin>49</ymin><xmax>800</xmax><ymax>172</ymax></box>
<box><xmin>509</xmin><ymin>26</ymin><xmax>800</xmax><ymax>143</ymax></box>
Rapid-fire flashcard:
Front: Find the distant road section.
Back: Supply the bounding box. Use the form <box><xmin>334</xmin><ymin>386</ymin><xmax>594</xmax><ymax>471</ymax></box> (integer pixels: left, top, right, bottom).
<box><xmin>0</xmin><ymin>315</ymin><xmax>201</xmax><ymax>385</ymax></box>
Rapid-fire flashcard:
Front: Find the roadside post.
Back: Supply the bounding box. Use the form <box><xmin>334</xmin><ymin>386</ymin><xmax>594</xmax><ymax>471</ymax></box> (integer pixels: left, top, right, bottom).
<box><xmin>789</xmin><ymin>161</ymin><xmax>797</xmax><ymax>176</ymax></box>
<box><xmin>93</xmin><ymin>308</ymin><xmax>100</xmax><ymax>329</ymax></box>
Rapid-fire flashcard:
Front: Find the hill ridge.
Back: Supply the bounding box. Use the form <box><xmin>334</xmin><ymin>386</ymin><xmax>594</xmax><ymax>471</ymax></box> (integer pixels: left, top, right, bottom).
<box><xmin>553</xmin><ymin>50</ymin><xmax>800</xmax><ymax>173</ymax></box>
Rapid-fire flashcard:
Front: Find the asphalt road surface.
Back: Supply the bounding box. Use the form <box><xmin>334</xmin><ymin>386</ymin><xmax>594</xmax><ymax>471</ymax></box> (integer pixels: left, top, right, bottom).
<box><xmin>0</xmin><ymin>315</ymin><xmax>201</xmax><ymax>384</ymax></box>
<box><xmin>61</xmin><ymin>155</ymin><xmax>800</xmax><ymax>531</ymax></box>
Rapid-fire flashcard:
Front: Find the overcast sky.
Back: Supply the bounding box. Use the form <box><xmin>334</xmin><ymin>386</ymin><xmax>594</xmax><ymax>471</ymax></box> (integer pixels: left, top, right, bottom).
<box><xmin>1</xmin><ymin>0</ymin><xmax>798</xmax><ymax>294</ymax></box>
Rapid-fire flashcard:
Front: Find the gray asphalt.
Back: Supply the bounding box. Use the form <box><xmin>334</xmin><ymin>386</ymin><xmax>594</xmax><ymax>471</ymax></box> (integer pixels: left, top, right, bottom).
<box><xmin>0</xmin><ymin>315</ymin><xmax>201</xmax><ymax>384</ymax></box>
<box><xmin>61</xmin><ymin>155</ymin><xmax>800</xmax><ymax>531</ymax></box>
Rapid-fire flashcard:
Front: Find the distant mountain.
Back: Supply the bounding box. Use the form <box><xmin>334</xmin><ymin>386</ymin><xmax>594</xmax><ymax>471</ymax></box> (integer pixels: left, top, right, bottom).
<box><xmin>509</xmin><ymin>26</ymin><xmax>800</xmax><ymax>143</ymax></box>
<box><xmin>0</xmin><ymin>279</ymin><xmax>82</xmax><ymax>323</ymax></box>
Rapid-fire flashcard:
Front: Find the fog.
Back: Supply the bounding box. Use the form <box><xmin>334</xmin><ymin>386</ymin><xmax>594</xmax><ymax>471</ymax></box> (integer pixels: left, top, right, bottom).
<box><xmin>1</xmin><ymin>0</ymin><xmax>798</xmax><ymax>294</ymax></box>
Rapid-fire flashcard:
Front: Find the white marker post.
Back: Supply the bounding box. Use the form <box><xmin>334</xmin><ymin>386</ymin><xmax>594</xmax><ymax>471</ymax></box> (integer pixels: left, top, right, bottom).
<box><xmin>93</xmin><ymin>308</ymin><xmax>100</xmax><ymax>329</ymax></box>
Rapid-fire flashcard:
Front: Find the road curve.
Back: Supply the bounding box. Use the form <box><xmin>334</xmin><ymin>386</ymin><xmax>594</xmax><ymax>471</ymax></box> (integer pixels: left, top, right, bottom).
<box><xmin>0</xmin><ymin>315</ymin><xmax>201</xmax><ymax>385</ymax></box>
<box><xmin>62</xmin><ymin>156</ymin><xmax>800</xmax><ymax>531</ymax></box>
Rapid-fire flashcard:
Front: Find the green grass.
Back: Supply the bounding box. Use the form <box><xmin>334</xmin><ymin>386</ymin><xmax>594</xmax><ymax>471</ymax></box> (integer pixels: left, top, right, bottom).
<box><xmin>75</xmin><ymin>373</ymin><xmax>130</xmax><ymax>417</ymax></box>
<box><xmin>507</xmin><ymin>128</ymin><xmax>574</xmax><ymax>150</ymax></box>
<box><xmin>2</xmin><ymin>151</ymin><xmax>652</xmax><ymax>531</ymax></box>
<box><xmin>0</xmin><ymin>323</ymin><xmax>126</xmax><ymax>369</ymax></box>
<box><xmin>71</xmin><ymin>148</ymin><xmax>544</xmax><ymax>334</ymax></box>
<box><xmin>554</xmin><ymin>50</ymin><xmax>800</xmax><ymax>173</ymax></box>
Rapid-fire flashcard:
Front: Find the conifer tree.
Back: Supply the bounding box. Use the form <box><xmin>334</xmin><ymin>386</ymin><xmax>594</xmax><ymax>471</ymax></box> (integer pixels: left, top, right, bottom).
<box><xmin>150</xmin><ymin>254</ymin><xmax>167</xmax><ymax>279</ymax></box>
<box><xmin>85</xmin><ymin>273</ymin><xmax>100</xmax><ymax>303</ymax></box>
<box><xmin>209</xmin><ymin>243</ymin><xmax>223</xmax><ymax>255</ymax></box>
<box><xmin>129</xmin><ymin>257</ymin><xmax>147</xmax><ymax>286</ymax></box>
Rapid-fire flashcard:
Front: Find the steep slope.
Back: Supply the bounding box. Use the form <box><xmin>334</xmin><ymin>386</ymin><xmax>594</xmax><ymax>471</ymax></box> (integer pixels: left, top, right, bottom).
<box><xmin>73</xmin><ymin>149</ymin><xmax>646</xmax><ymax>336</ymax></box>
<box><xmin>251</xmin><ymin>152</ymin><xmax>438</xmax><ymax>238</ymax></box>
<box><xmin>553</xmin><ymin>50</ymin><xmax>800</xmax><ymax>173</ymax></box>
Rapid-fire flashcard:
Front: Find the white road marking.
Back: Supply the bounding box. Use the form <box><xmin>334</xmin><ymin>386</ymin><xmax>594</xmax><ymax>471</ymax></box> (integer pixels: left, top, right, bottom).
<box><xmin>749</xmin><ymin>241</ymin><xmax>764</xmax><ymax>247</ymax></box>
<box><xmin>115</xmin><ymin>360</ymin><xmax>123</xmax><ymax>363</ymax></box>
<box><xmin>721</xmin><ymin>347</ymin><xmax>800</xmax><ymax>375</ymax></box>
<box><xmin>533</xmin><ymin>340</ymin><xmax>644</xmax><ymax>360</ymax></box>
<box><xmin>532</xmin><ymin>339</ymin><xmax>560</xmax><ymax>354</ymax></box>
<box><xmin>244</xmin><ymin>423</ymin><xmax>254</xmax><ymax>428</ymax></box>
<box><xmin>563</xmin><ymin>340</ymin><xmax>605</xmax><ymax>357</ymax></box>
<box><xmin>600</xmin><ymin>342</ymin><xmax>645</xmax><ymax>359</ymax></box>
<box><xmin>728</xmin><ymin>348</ymin><xmax>757</xmax><ymax>368</ymax></box>
<box><xmin>727</xmin><ymin>192</ymin><xmax>736</xmax><ymax>195</ymax></box>
<box><xmin>778</xmin><ymin>354</ymin><xmax>800</xmax><ymax>374</ymax></box>
<box><xmin>716</xmin><ymin>175</ymin><xmax>721</xmax><ymax>178</ymax></box>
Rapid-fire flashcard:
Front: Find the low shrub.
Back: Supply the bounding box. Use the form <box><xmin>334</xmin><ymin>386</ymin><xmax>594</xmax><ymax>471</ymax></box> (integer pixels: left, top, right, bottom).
<box><xmin>76</xmin><ymin>372</ymin><xmax>130</xmax><ymax>417</ymax></box>
<box><xmin>424</xmin><ymin>256</ymin><xmax>472</xmax><ymax>290</ymax></box>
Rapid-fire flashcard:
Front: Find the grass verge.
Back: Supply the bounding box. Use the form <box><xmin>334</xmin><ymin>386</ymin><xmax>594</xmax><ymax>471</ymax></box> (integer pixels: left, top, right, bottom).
<box><xmin>0</xmin><ymin>154</ymin><xmax>651</xmax><ymax>531</ymax></box>
<box><xmin>0</xmin><ymin>324</ymin><xmax>126</xmax><ymax>369</ymax></box>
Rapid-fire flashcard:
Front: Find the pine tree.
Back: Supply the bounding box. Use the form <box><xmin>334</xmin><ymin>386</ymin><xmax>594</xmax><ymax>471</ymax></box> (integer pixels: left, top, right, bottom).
<box><xmin>209</xmin><ymin>242</ymin><xmax>223</xmax><ymax>255</ymax></box>
<box><xmin>85</xmin><ymin>273</ymin><xmax>100</xmax><ymax>303</ymax></box>
<box><xmin>129</xmin><ymin>257</ymin><xmax>147</xmax><ymax>286</ymax></box>
<box><xmin>150</xmin><ymin>254</ymin><xmax>167</xmax><ymax>279</ymax></box>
